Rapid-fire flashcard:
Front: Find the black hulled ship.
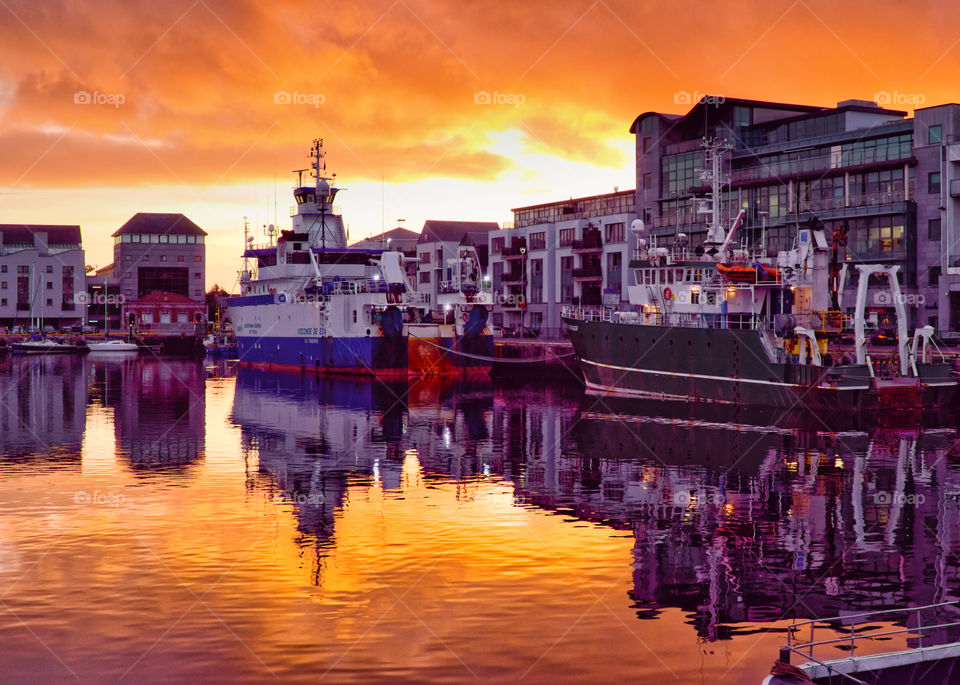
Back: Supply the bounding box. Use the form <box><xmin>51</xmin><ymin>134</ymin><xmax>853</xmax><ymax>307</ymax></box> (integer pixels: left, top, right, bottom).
<box><xmin>563</xmin><ymin>139</ymin><xmax>956</xmax><ymax>412</ymax></box>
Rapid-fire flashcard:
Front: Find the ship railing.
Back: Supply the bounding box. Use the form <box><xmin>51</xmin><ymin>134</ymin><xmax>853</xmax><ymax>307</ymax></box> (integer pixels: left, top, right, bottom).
<box><xmin>324</xmin><ymin>279</ymin><xmax>391</xmax><ymax>295</ymax></box>
<box><xmin>785</xmin><ymin>600</ymin><xmax>960</xmax><ymax>678</ymax></box>
<box><xmin>404</xmin><ymin>292</ymin><xmax>431</xmax><ymax>305</ymax></box>
<box><xmin>561</xmin><ymin>305</ymin><xmax>613</xmax><ymax>322</ymax></box>
<box><xmin>438</xmin><ymin>280</ymin><xmax>492</xmax><ymax>295</ymax></box>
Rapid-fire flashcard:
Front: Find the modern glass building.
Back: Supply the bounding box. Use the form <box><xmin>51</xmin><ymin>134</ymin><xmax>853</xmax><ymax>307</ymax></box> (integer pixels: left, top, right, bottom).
<box><xmin>633</xmin><ymin>96</ymin><xmax>960</xmax><ymax>330</ymax></box>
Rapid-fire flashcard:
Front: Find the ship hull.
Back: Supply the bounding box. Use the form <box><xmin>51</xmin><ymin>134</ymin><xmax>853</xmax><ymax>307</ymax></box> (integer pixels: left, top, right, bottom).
<box><xmin>560</xmin><ymin>317</ymin><xmax>943</xmax><ymax>411</ymax></box>
<box><xmin>235</xmin><ymin>332</ymin><xmax>492</xmax><ymax>377</ymax></box>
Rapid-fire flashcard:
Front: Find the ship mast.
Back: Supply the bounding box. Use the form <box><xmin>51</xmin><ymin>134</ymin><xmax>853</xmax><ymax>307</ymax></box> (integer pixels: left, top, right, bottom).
<box><xmin>700</xmin><ymin>137</ymin><xmax>733</xmax><ymax>256</ymax></box>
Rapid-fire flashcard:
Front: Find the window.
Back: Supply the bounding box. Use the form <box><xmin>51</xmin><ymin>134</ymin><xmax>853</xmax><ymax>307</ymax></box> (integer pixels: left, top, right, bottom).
<box><xmin>0</xmin><ymin>282</ymin><xmax>5</xmax><ymax>289</ymax></box>
<box><xmin>929</xmin><ymin>218</ymin><xmax>942</xmax><ymax>240</ymax></box>
<box><xmin>528</xmin><ymin>232</ymin><xmax>546</xmax><ymax>250</ymax></box>
<box><xmin>559</xmin><ymin>228</ymin><xmax>574</xmax><ymax>246</ymax></box>
<box><xmin>1</xmin><ymin>299</ymin><xmax>5</xmax><ymax>306</ymax></box>
<box><xmin>419</xmin><ymin>271</ymin><xmax>431</xmax><ymax>283</ymax></box>
<box><xmin>529</xmin><ymin>258</ymin><xmax>543</xmax><ymax>303</ymax></box>
<box><xmin>607</xmin><ymin>252</ymin><xmax>622</xmax><ymax>292</ymax></box>
<box><xmin>560</xmin><ymin>256</ymin><xmax>574</xmax><ymax>303</ymax></box>
<box><xmin>420</xmin><ymin>251</ymin><xmax>431</xmax><ymax>264</ymax></box>
<box><xmin>46</xmin><ymin>298</ymin><xmax>53</xmax><ymax>306</ymax></box>
<box><xmin>193</xmin><ymin>272</ymin><xmax>201</xmax><ymax>279</ymax></box>
<box><xmin>0</xmin><ymin>265</ymin><xmax>6</xmax><ymax>273</ymax></box>
<box><xmin>929</xmin><ymin>125</ymin><xmax>943</xmax><ymax>145</ymax></box>
<box><xmin>125</xmin><ymin>255</ymin><xmax>133</xmax><ymax>261</ymax></box>
<box><xmin>930</xmin><ymin>266</ymin><xmax>942</xmax><ymax>287</ymax></box>
<box><xmin>177</xmin><ymin>255</ymin><xmax>184</xmax><ymax>262</ymax></box>
<box><xmin>142</xmin><ymin>255</ymin><xmax>149</xmax><ymax>261</ymax></box>
<box><xmin>160</xmin><ymin>255</ymin><xmax>167</xmax><ymax>261</ymax></box>
<box><xmin>643</xmin><ymin>172</ymin><xmax>652</xmax><ymax>190</ymax></box>
<box><xmin>929</xmin><ymin>172</ymin><xmax>941</xmax><ymax>194</ymax></box>
<box><xmin>604</xmin><ymin>223</ymin><xmax>625</xmax><ymax>243</ymax></box>
<box><xmin>45</xmin><ymin>265</ymin><xmax>53</xmax><ymax>273</ymax></box>
<box><xmin>46</xmin><ymin>281</ymin><xmax>52</xmax><ymax>289</ymax></box>
<box><xmin>194</xmin><ymin>255</ymin><xmax>201</xmax><ymax>262</ymax></box>
<box><xmin>61</xmin><ymin>266</ymin><xmax>75</xmax><ymax>311</ymax></box>
<box><xmin>643</xmin><ymin>137</ymin><xmax>651</xmax><ymax>153</ymax></box>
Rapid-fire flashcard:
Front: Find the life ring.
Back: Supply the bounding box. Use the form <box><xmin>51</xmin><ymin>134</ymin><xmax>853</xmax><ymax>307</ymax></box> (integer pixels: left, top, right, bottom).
<box><xmin>663</xmin><ymin>287</ymin><xmax>673</xmax><ymax>301</ymax></box>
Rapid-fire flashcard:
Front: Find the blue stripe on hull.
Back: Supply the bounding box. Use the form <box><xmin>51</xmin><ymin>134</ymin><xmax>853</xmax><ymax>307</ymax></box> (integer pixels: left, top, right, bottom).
<box><xmin>237</xmin><ymin>336</ymin><xmax>407</xmax><ymax>373</ymax></box>
<box><xmin>236</xmin><ymin>334</ymin><xmax>494</xmax><ymax>373</ymax></box>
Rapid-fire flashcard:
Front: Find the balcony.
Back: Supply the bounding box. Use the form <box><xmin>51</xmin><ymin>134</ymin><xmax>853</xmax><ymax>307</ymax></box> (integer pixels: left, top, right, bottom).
<box><xmin>501</xmin><ymin>269</ymin><xmax>525</xmax><ymax>284</ymax></box>
<box><xmin>502</xmin><ymin>244</ymin><xmax>527</xmax><ymax>258</ymax></box>
<box><xmin>572</xmin><ymin>266</ymin><xmax>602</xmax><ymax>280</ymax></box>
<box><xmin>572</xmin><ymin>230</ymin><xmax>603</xmax><ymax>252</ymax></box>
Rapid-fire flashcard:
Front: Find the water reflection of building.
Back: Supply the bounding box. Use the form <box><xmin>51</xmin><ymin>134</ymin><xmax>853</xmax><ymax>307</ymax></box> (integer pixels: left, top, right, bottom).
<box><xmin>89</xmin><ymin>357</ymin><xmax>205</xmax><ymax>469</ymax></box>
<box><xmin>230</xmin><ymin>368</ymin><xmax>960</xmax><ymax>644</ymax></box>
<box><xmin>509</xmin><ymin>400</ymin><xmax>960</xmax><ymax>643</ymax></box>
<box><xmin>0</xmin><ymin>356</ymin><xmax>86</xmax><ymax>461</ymax></box>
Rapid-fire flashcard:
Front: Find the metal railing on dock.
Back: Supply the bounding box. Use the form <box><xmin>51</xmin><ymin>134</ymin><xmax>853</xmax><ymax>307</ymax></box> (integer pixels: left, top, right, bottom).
<box><xmin>785</xmin><ymin>600</ymin><xmax>960</xmax><ymax>683</ymax></box>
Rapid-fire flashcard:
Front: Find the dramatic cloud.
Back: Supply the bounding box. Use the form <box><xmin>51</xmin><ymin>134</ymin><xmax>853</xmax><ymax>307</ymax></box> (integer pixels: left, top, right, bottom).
<box><xmin>1</xmin><ymin>0</ymin><xmax>959</xmax><ymax>285</ymax></box>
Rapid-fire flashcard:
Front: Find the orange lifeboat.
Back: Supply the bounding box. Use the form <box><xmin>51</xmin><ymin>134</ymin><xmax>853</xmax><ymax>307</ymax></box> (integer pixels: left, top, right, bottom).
<box><xmin>717</xmin><ymin>263</ymin><xmax>780</xmax><ymax>283</ymax></box>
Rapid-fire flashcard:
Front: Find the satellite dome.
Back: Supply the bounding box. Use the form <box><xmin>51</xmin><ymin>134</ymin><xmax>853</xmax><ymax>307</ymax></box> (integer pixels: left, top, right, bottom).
<box><xmin>630</xmin><ymin>219</ymin><xmax>646</xmax><ymax>235</ymax></box>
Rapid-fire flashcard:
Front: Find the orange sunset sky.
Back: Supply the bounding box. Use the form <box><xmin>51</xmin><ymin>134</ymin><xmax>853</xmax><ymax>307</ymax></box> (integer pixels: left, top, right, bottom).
<box><xmin>1</xmin><ymin>0</ymin><xmax>958</xmax><ymax>290</ymax></box>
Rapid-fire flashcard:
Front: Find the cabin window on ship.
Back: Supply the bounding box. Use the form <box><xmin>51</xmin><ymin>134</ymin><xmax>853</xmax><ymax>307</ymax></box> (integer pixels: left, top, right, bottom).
<box><xmin>666</xmin><ymin>270</ymin><xmax>674</xmax><ymax>285</ymax></box>
<box><xmin>643</xmin><ymin>270</ymin><xmax>652</xmax><ymax>285</ymax></box>
<box><xmin>675</xmin><ymin>268</ymin><xmax>683</xmax><ymax>282</ymax></box>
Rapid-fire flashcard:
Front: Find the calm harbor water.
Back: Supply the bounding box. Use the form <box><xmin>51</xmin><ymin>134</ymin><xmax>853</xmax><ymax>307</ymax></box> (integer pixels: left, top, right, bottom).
<box><xmin>1</xmin><ymin>355</ymin><xmax>959</xmax><ymax>683</ymax></box>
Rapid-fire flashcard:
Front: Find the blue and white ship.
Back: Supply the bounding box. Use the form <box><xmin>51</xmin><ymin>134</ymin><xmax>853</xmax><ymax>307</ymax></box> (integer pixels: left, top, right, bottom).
<box><xmin>226</xmin><ymin>139</ymin><xmax>493</xmax><ymax>376</ymax></box>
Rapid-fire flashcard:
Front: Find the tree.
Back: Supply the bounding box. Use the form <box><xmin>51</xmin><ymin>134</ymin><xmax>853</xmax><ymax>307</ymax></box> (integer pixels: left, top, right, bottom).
<box><xmin>206</xmin><ymin>284</ymin><xmax>230</xmax><ymax>322</ymax></box>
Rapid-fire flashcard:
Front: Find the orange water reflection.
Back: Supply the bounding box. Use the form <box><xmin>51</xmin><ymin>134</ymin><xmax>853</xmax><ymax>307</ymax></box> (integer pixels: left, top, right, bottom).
<box><xmin>0</xmin><ymin>357</ymin><xmax>957</xmax><ymax>682</ymax></box>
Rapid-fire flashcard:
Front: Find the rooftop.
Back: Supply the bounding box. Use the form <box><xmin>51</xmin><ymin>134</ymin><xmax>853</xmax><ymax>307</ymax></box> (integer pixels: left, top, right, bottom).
<box><xmin>112</xmin><ymin>213</ymin><xmax>207</xmax><ymax>237</ymax></box>
<box><xmin>419</xmin><ymin>220</ymin><xmax>500</xmax><ymax>244</ymax></box>
<box><xmin>0</xmin><ymin>224</ymin><xmax>82</xmax><ymax>246</ymax></box>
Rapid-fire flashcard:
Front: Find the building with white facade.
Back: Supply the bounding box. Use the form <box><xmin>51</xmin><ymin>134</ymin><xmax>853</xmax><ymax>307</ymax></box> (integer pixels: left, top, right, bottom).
<box><xmin>415</xmin><ymin>220</ymin><xmax>498</xmax><ymax>311</ymax></box>
<box><xmin>0</xmin><ymin>224</ymin><xmax>85</xmax><ymax>331</ymax></box>
<box><xmin>487</xmin><ymin>191</ymin><xmax>636</xmax><ymax>338</ymax></box>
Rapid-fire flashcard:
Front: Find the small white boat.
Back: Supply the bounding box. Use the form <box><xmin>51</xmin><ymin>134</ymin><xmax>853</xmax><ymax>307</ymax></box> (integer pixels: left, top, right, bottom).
<box><xmin>87</xmin><ymin>340</ymin><xmax>139</xmax><ymax>353</ymax></box>
<box><xmin>10</xmin><ymin>339</ymin><xmax>77</xmax><ymax>354</ymax></box>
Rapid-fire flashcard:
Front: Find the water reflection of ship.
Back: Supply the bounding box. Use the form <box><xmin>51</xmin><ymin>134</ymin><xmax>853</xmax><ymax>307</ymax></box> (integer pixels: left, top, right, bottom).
<box><xmin>231</xmin><ymin>369</ymin><xmax>497</xmax><ymax>580</ymax></box>
<box><xmin>89</xmin><ymin>357</ymin><xmax>206</xmax><ymax>470</ymax></box>
<box><xmin>525</xmin><ymin>399</ymin><xmax>960</xmax><ymax>644</ymax></box>
<box><xmin>0</xmin><ymin>355</ymin><xmax>86</xmax><ymax>461</ymax></box>
<box><xmin>230</xmin><ymin>369</ymin><xmax>960</xmax><ymax>650</ymax></box>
